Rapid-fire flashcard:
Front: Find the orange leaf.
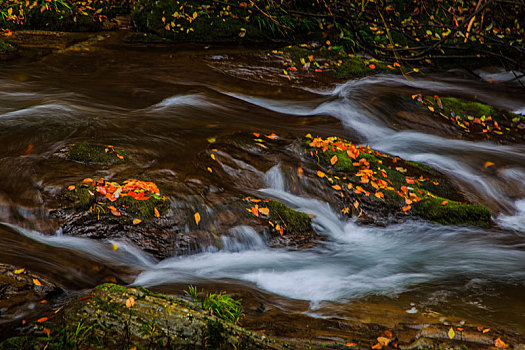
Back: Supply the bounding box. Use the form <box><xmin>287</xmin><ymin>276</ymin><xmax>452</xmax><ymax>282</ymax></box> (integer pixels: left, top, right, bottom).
<box><xmin>371</xmin><ymin>343</ymin><xmax>382</xmax><ymax>349</ymax></box>
<box><xmin>484</xmin><ymin>161</ymin><xmax>495</xmax><ymax>168</ymax></box>
<box><xmin>259</xmin><ymin>207</ymin><xmax>270</xmax><ymax>216</ymax></box>
<box><xmin>154</xmin><ymin>207</ymin><xmax>160</xmax><ymax>218</ymax></box>
<box><xmin>317</xmin><ymin>170</ymin><xmax>326</xmax><ymax>178</ymax></box>
<box><xmin>253</xmin><ymin>132</ymin><xmax>260</xmax><ymax>137</ymax></box>
<box><xmin>82</xmin><ymin>178</ymin><xmax>94</xmax><ymax>183</ymax></box>
<box><xmin>402</xmin><ymin>205</ymin><xmax>411</xmax><ymax>212</ymax></box>
<box><xmin>252</xmin><ymin>206</ymin><xmax>259</xmax><ymax>217</ymax></box>
<box><xmin>332</xmin><ymin>185</ymin><xmax>342</xmax><ymax>190</ymax></box>
<box><xmin>110</xmin><ymin>209</ymin><xmax>121</xmax><ymax>217</ymax></box>
<box><xmin>125</xmin><ymin>296</ymin><xmax>135</xmax><ymax>308</ymax></box>
<box><xmin>369</xmin><ymin>64</ymin><xmax>376</xmax><ymax>69</ymax></box>
<box><xmin>33</xmin><ymin>278</ymin><xmax>42</xmax><ymax>286</ymax></box>
<box><xmin>441</xmin><ymin>200</ymin><xmax>448</xmax><ymax>206</ymax></box>
<box><xmin>345</xmin><ymin>343</ymin><xmax>357</xmax><ymax>347</ymax></box>
<box><xmin>406</xmin><ymin>178</ymin><xmax>415</xmax><ymax>184</ymax></box>
<box><xmin>68</xmin><ymin>185</ymin><xmax>76</xmax><ymax>191</ymax></box>
<box><xmin>375</xmin><ymin>192</ymin><xmax>384</xmax><ymax>199</ymax></box>
<box><xmin>494</xmin><ymin>338</ymin><xmax>508</xmax><ymax>348</ymax></box>
<box><xmin>330</xmin><ymin>155</ymin><xmax>338</xmax><ymax>165</ymax></box>
<box><xmin>116</xmin><ymin>154</ymin><xmax>124</xmax><ymax>159</ymax></box>
<box><xmin>483</xmin><ymin>328</ymin><xmax>490</xmax><ymax>333</ymax></box>
<box><xmin>194</xmin><ymin>212</ymin><xmax>201</xmax><ymax>226</ymax></box>
<box><xmin>133</xmin><ymin>219</ymin><xmax>142</xmax><ymax>225</ymax></box>
<box><xmin>384</xmin><ymin>330</ymin><xmax>393</xmax><ymax>338</ymax></box>
<box><xmin>377</xmin><ymin>337</ymin><xmax>391</xmax><ymax>346</ymax></box>
<box><xmin>428</xmin><ymin>106</ymin><xmax>435</xmax><ymax>112</ymax></box>
<box><xmin>37</xmin><ymin>317</ymin><xmax>48</xmax><ymax>323</ymax></box>
<box><xmin>43</xmin><ymin>328</ymin><xmax>51</xmax><ymax>336</ymax></box>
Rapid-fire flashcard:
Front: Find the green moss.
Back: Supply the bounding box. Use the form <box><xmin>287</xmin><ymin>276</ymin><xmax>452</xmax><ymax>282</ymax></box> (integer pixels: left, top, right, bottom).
<box><xmin>118</xmin><ymin>195</ymin><xmax>169</xmax><ymax>219</ymax></box>
<box><xmin>412</xmin><ymin>197</ymin><xmax>491</xmax><ymax>227</ymax></box>
<box><xmin>0</xmin><ymin>40</ymin><xmax>16</xmax><ymax>53</ymax></box>
<box><xmin>267</xmin><ymin>200</ymin><xmax>311</xmax><ymax>233</ymax></box>
<box><xmin>442</xmin><ymin>97</ymin><xmax>496</xmax><ymax>118</ymax></box>
<box><xmin>67</xmin><ymin>143</ymin><xmax>126</xmax><ymax>164</ymax></box>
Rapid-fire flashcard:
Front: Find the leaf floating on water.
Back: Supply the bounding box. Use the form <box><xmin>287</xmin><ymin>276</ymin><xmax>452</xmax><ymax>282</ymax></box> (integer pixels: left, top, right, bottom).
<box><xmin>133</xmin><ymin>219</ymin><xmax>142</xmax><ymax>225</ymax></box>
<box><xmin>13</xmin><ymin>268</ymin><xmax>25</xmax><ymax>274</ymax></box>
<box><xmin>125</xmin><ymin>296</ymin><xmax>135</xmax><ymax>308</ymax></box>
<box><xmin>330</xmin><ymin>155</ymin><xmax>338</xmax><ymax>165</ymax></box>
<box><xmin>194</xmin><ymin>212</ymin><xmax>201</xmax><ymax>226</ymax></box>
<box><xmin>33</xmin><ymin>278</ymin><xmax>42</xmax><ymax>286</ymax></box>
<box><xmin>448</xmin><ymin>327</ymin><xmax>455</xmax><ymax>339</ymax></box>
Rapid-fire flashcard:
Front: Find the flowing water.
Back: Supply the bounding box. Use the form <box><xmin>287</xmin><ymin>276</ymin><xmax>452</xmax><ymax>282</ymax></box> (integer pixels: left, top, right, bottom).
<box><xmin>1</xmin><ymin>42</ymin><xmax>525</xmax><ymax>334</ymax></box>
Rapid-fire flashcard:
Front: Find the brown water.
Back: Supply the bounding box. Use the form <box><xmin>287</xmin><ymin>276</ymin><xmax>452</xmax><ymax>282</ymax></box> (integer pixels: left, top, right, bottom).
<box><xmin>1</xmin><ymin>39</ymin><xmax>525</xmax><ymax>336</ymax></box>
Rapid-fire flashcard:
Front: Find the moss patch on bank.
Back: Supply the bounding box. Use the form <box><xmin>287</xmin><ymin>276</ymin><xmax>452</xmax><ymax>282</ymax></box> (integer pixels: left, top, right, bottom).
<box><xmin>304</xmin><ymin>135</ymin><xmax>491</xmax><ymax>227</ymax></box>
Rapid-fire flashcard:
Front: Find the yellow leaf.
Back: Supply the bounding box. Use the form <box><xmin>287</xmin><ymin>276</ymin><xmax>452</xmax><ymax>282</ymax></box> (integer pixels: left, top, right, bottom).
<box><xmin>207</xmin><ymin>167</ymin><xmax>213</xmax><ymax>173</ymax></box>
<box><xmin>448</xmin><ymin>327</ymin><xmax>455</xmax><ymax>339</ymax></box>
<box><xmin>211</xmin><ymin>154</ymin><xmax>216</xmax><ymax>160</ymax></box>
<box><xmin>377</xmin><ymin>337</ymin><xmax>391</xmax><ymax>347</ymax></box>
<box><xmin>330</xmin><ymin>155</ymin><xmax>338</xmax><ymax>165</ymax></box>
<box><xmin>332</xmin><ymin>185</ymin><xmax>342</xmax><ymax>190</ymax></box>
<box><xmin>194</xmin><ymin>212</ymin><xmax>201</xmax><ymax>226</ymax></box>
<box><xmin>494</xmin><ymin>338</ymin><xmax>508</xmax><ymax>348</ymax></box>
<box><xmin>154</xmin><ymin>207</ymin><xmax>160</xmax><ymax>218</ymax></box>
<box><xmin>133</xmin><ymin>219</ymin><xmax>142</xmax><ymax>225</ymax></box>
<box><xmin>33</xmin><ymin>278</ymin><xmax>42</xmax><ymax>286</ymax></box>
<box><xmin>207</xmin><ymin>137</ymin><xmax>216</xmax><ymax>143</ymax></box>
<box><xmin>13</xmin><ymin>268</ymin><xmax>25</xmax><ymax>274</ymax></box>
<box><xmin>259</xmin><ymin>207</ymin><xmax>270</xmax><ymax>216</ymax></box>
<box><xmin>428</xmin><ymin>106</ymin><xmax>435</xmax><ymax>112</ymax></box>
<box><xmin>125</xmin><ymin>296</ymin><xmax>135</xmax><ymax>308</ymax></box>
<box><xmin>111</xmin><ymin>243</ymin><xmax>119</xmax><ymax>251</ymax></box>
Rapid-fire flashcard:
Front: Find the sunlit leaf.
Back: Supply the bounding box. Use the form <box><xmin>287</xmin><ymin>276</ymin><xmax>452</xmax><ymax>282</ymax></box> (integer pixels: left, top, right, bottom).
<box><xmin>33</xmin><ymin>278</ymin><xmax>42</xmax><ymax>286</ymax></box>
<box><xmin>259</xmin><ymin>207</ymin><xmax>270</xmax><ymax>216</ymax></box>
<box><xmin>194</xmin><ymin>212</ymin><xmax>201</xmax><ymax>226</ymax></box>
<box><xmin>448</xmin><ymin>327</ymin><xmax>455</xmax><ymax>339</ymax></box>
<box><xmin>125</xmin><ymin>296</ymin><xmax>135</xmax><ymax>308</ymax></box>
<box><xmin>13</xmin><ymin>268</ymin><xmax>25</xmax><ymax>274</ymax></box>
<box><xmin>317</xmin><ymin>170</ymin><xmax>326</xmax><ymax>178</ymax></box>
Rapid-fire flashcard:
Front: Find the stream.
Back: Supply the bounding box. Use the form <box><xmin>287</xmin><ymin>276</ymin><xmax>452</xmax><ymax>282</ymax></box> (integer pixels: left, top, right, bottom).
<box><xmin>1</xmin><ymin>41</ymin><xmax>525</xmax><ymax>335</ymax></box>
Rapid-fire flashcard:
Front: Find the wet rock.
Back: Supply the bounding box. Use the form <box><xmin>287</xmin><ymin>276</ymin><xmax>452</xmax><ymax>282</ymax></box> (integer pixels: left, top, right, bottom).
<box><xmin>0</xmin><ymin>264</ymin><xmax>63</xmax><ymax>329</ymax></box>
<box><xmin>65</xmin><ymin>143</ymin><xmax>127</xmax><ymax>165</ymax></box>
<box><xmin>0</xmin><ymin>283</ymin><xmax>294</xmax><ymax>349</ymax></box>
<box><xmin>413</xmin><ymin>95</ymin><xmax>525</xmax><ymax>143</ymax></box>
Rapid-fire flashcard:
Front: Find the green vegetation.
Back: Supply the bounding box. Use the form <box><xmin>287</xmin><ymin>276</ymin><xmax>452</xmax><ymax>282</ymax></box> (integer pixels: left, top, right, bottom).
<box><xmin>305</xmin><ymin>135</ymin><xmax>491</xmax><ymax>227</ymax></box>
<box><xmin>266</xmin><ymin>200</ymin><xmax>311</xmax><ymax>233</ymax></box>
<box><xmin>413</xmin><ymin>197</ymin><xmax>491</xmax><ymax>227</ymax></box>
<box><xmin>185</xmin><ymin>285</ymin><xmax>244</xmax><ymax>324</ymax></box>
<box><xmin>67</xmin><ymin>143</ymin><xmax>126</xmax><ymax>164</ymax></box>
<box><xmin>0</xmin><ymin>39</ymin><xmax>15</xmax><ymax>52</ymax></box>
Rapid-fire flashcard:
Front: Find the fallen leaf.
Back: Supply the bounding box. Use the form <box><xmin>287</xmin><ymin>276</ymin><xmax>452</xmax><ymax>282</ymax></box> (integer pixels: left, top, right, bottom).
<box><xmin>133</xmin><ymin>219</ymin><xmax>142</xmax><ymax>225</ymax></box>
<box><xmin>194</xmin><ymin>212</ymin><xmax>201</xmax><ymax>226</ymax></box>
<box><xmin>33</xmin><ymin>278</ymin><xmax>42</xmax><ymax>286</ymax></box>
<box><xmin>441</xmin><ymin>200</ymin><xmax>448</xmax><ymax>205</ymax></box>
<box><xmin>371</xmin><ymin>343</ymin><xmax>382</xmax><ymax>349</ymax></box>
<box><xmin>68</xmin><ymin>185</ymin><xmax>76</xmax><ymax>191</ymax></box>
<box><xmin>251</xmin><ymin>206</ymin><xmax>259</xmax><ymax>217</ymax></box>
<box><xmin>330</xmin><ymin>155</ymin><xmax>338</xmax><ymax>165</ymax></box>
<box><xmin>125</xmin><ymin>296</ymin><xmax>135</xmax><ymax>308</ymax></box>
<box><xmin>259</xmin><ymin>207</ymin><xmax>270</xmax><ymax>216</ymax></box>
<box><xmin>483</xmin><ymin>328</ymin><xmax>490</xmax><ymax>333</ymax></box>
<box><xmin>317</xmin><ymin>170</ymin><xmax>326</xmax><ymax>178</ymax></box>
<box><xmin>384</xmin><ymin>330</ymin><xmax>393</xmax><ymax>338</ymax></box>
<box><xmin>402</xmin><ymin>205</ymin><xmax>411</xmax><ymax>212</ymax></box>
<box><xmin>43</xmin><ymin>328</ymin><xmax>51</xmax><ymax>336</ymax></box>
<box><xmin>110</xmin><ymin>209</ymin><xmax>121</xmax><ymax>217</ymax></box>
<box><xmin>111</xmin><ymin>243</ymin><xmax>119</xmax><ymax>251</ymax></box>
<box><xmin>369</xmin><ymin>64</ymin><xmax>376</xmax><ymax>69</ymax></box>
<box><xmin>345</xmin><ymin>343</ymin><xmax>357</xmax><ymax>347</ymax></box>
<box><xmin>428</xmin><ymin>106</ymin><xmax>435</xmax><ymax>112</ymax></box>
<box><xmin>13</xmin><ymin>268</ymin><xmax>25</xmax><ymax>274</ymax></box>
<box><xmin>253</xmin><ymin>133</ymin><xmax>260</xmax><ymax>137</ymax></box>
<box><xmin>484</xmin><ymin>161</ymin><xmax>495</xmax><ymax>168</ymax></box>
<box><xmin>154</xmin><ymin>207</ymin><xmax>160</xmax><ymax>218</ymax></box>
<box><xmin>494</xmin><ymin>338</ymin><xmax>508</xmax><ymax>348</ymax></box>
<box><xmin>37</xmin><ymin>317</ymin><xmax>48</xmax><ymax>323</ymax></box>
<box><xmin>332</xmin><ymin>185</ymin><xmax>342</xmax><ymax>190</ymax></box>
<box><xmin>82</xmin><ymin>178</ymin><xmax>94</xmax><ymax>183</ymax></box>
<box><xmin>211</xmin><ymin>154</ymin><xmax>216</xmax><ymax>160</ymax></box>
<box><xmin>116</xmin><ymin>154</ymin><xmax>124</xmax><ymax>159</ymax></box>
<box><xmin>375</xmin><ymin>192</ymin><xmax>384</xmax><ymax>199</ymax></box>
<box><xmin>448</xmin><ymin>327</ymin><xmax>455</xmax><ymax>339</ymax></box>
<box><xmin>377</xmin><ymin>336</ymin><xmax>391</xmax><ymax>346</ymax></box>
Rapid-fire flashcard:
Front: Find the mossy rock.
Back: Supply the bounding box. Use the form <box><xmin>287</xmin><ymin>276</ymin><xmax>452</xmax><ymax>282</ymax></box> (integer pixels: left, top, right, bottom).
<box><xmin>67</xmin><ymin>143</ymin><xmax>126</xmax><ymax>165</ymax></box>
<box><xmin>282</xmin><ymin>46</ymin><xmax>400</xmax><ymax>78</ymax></box>
<box><xmin>415</xmin><ymin>95</ymin><xmax>525</xmax><ymax>142</ymax></box>
<box><xmin>304</xmin><ymin>135</ymin><xmax>491</xmax><ymax>227</ymax></box>
<box><xmin>266</xmin><ymin>200</ymin><xmax>311</xmax><ymax>233</ymax></box>
<box><xmin>0</xmin><ymin>283</ymin><xmax>291</xmax><ymax>349</ymax></box>
<box><xmin>413</xmin><ymin>197</ymin><xmax>491</xmax><ymax>227</ymax></box>
<box><xmin>0</xmin><ymin>40</ymin><xmax>17</xmax><ymax>53</ymax></box>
